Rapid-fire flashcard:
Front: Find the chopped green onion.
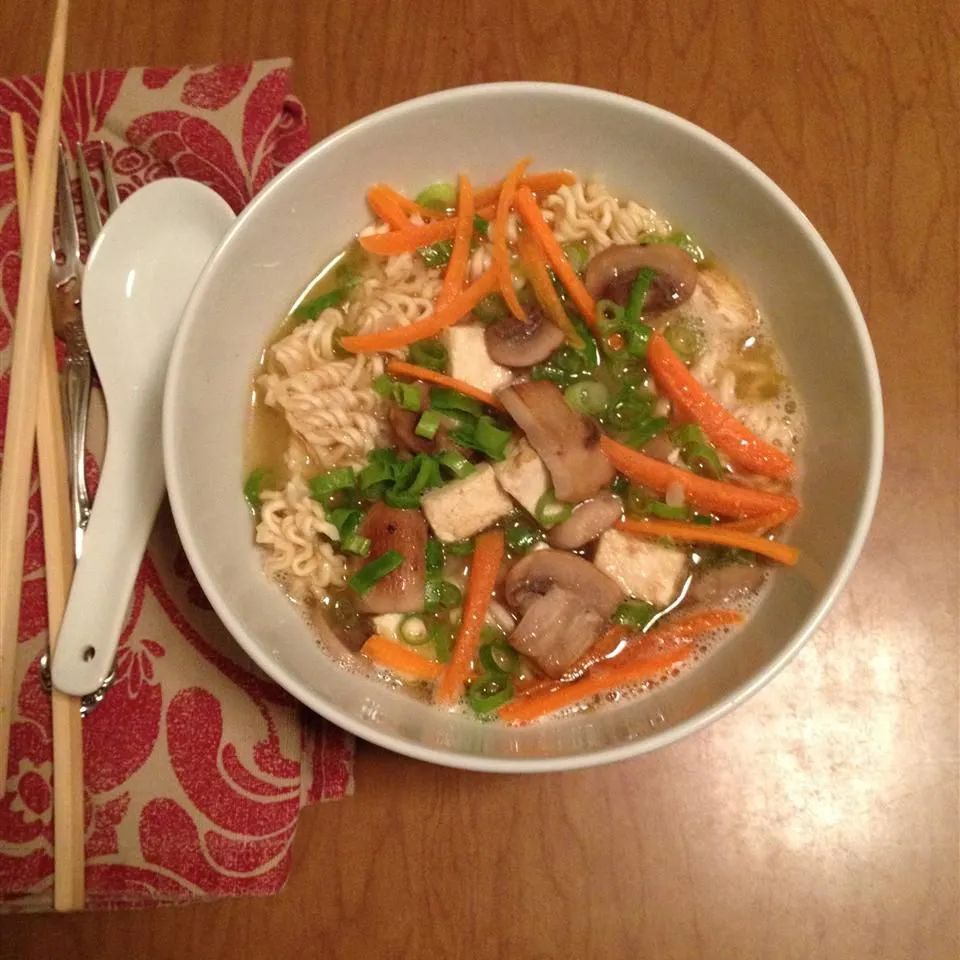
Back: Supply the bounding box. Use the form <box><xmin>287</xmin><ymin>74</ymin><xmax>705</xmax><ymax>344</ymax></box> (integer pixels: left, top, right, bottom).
<box><xmin>243</xmin><ymin>468</ymin><xmax>271</xmax><ymax>511</ymax></box>
<box><xmin>535</xmin><ymin>490</ymin><xmax>573</xmax><ymax>529</ymax></box>
<box><xmin>399</xmin><ymin>615</ymin><xmax>429</xmax><ymax>645</ymax></box>
<box><xmin>564</xmin><ymin>380</ymin><xmax>609</xmax><ymax>416</ymax></box>
<box><xmin>596</xmin><ymin>299</ymin><xmax>624</xmax><ymax>327</ymax></box>
<box><xmin>446</xmin><ymin>538</ymin><xmax>475</xmax><ymax>556</ymax></box>
<box><xmin>612</xmin><ymin>474</ymin><xmax>630</xmax><ymax>495</ymax></box>
<box><xmin>415</xmin><ymin>182</ymin><xmax>456</xmax><ymax>210</ymax></box>
<box><xmin>358</xmin><ymin>459</ymin><xmax>395</xmax><ymax>495</ymax></box>
<box><xmin>472</xmin><ymin>293</ymin><xmax>508</xmax><ymax>324</ymax></box>
<box><xmin>425</xmin><ymin>579</ymin><xmax>462</xmax><ymax>611</ymax></box>
<box><xmin>625</xmin><ymin>267</ymin><xmax>655</xmax><ymax>324</ymax></box>
<box><xmin>341</xmin><ymin>533</ymin><xmax>371</xmax><ymax>557</ymax></box>
<box><xmin>641</xmin><ymin>230</ymin><xmax>706</xmax><ymax>265</ymax></box>
<box><xmin>479</xmin><ymin>643</ymin><xmax>519</xmax><ymax>675</ymax></box>
<box><xmin>612</xmin><ymin>600</ymin><xmax>657</xmax><ymax>630</ymax></box>
<box><xmin>693</xmin><ymin>514</ymin><xmax>714</xmax><ymax>526</ymax></box>
<box><xmin>415</xmin><ymin>410</ymin><xmax>442</xmax><ymax>439</ymax></box>
<box><xmin>383</xmin><ymin>488</ymin><xmax>421</xmax><ymax>509</ymax></box>
<box><xmin>430</xmin><ymin>387</ymin><xmax>484</xmax><ymax>417</ymax></box>
<box><xmin>664</xmin><ymin>320</ymin><xmax>704</xmax><ymax>363</ymax></box>
<box><xmin>467</xmin><ymin>674</ymin><xmax>513</xmax><ymax>715</ymax></box>
<box><xmin>569</xmin><ymin>312</ymin><xmax>600</xmax><ymax>369</ymax></box>
<box><xmin>648</xmin><ymin>501</ymin><xmax>690</xmax><ymax>520</ymax></box>
<box><xmin>425</xmin><ymin>538</ymin><xmax>445</xmax><ymax>574</ymax></box>
<box><xmin>471</xmin><ymin>416</ymin><xmax>511</xmax><ymax>460</ymax></box>
<box><xmin>408</xmin><ymin>338</ymin><xmax>448</xmax><ymax>372</ymax></box>
<box><xmin>405</xmin><ymin>454</ymin><xmax>442</xmax><ymax>494</ymax></box>
<box><xmin>438</xmin><ymin>449</ymin><xmax>475</xmax><ymax>478</ymax></box>
<box><xmin>605</xmin><ymin>394</ymin><xmax>654</xmax><ymax>431</ymax></box>
<box><xmin>392</xmin><ymin>382</ymin><xmax>423</xmax><ymax>412</ymax></box>
<box><xmin>480</xmin><ymin>624</ymin><xmax>506</xmax><ymax>645</ymax></box>
<box><xmin>430</xmin><ymin>622</ymin><xmax>454</xmax><ymax>662</ymax></box>
<box><xmin>672</xmin><ymin>424</ymin><xmax>722</xmax><ymax>477</ymax></box>
<box><xmin>561</xmin><ymin>242</ymin><xmax>590</xmax><ymax>274</ymax></box>
<box><xmin>309</xmin><ymin>467</ymin><xmax>355</xmax><ymax>499</ymax></box>
<box><xmin>625</xmin><ymin>484</ymin><xmax>652</xmax><ymax>517</ymax></box>
<box><xmin>419</xmin><ymin>240</ymin><xmax>453</xmax><ymax>267</ymax></box>
<box><xmin>506</xmin><ymin>517</ymin><xmax>543</xmax><ymax>553</ymax></box>
<box><xmin>348</xmin><ymin>550</ymin><xmax>403</xmax><ymax>594</ymax></box>
<box><xmin>292</xmin><ymin>287</ymin><xmax>346</xmax><ymax>320</ymax></box>
<box><xmin>328</xmin><ymin>506</ymin><xmax>363</xmax><ymax>538</ymax></box>
<box><xmin>473</xmin><ymin>215</ymin><xmax>490</xmax><ymax>238</ymax></box>
<box><xmin>372</xmin><ymin>374</ymin><xmax>394</xmax><ymax>397</ymax></box>
<box><xmin>628</xmin><ymin>416</ymin><xmax>669</xmax><ymax>448</ymax></box>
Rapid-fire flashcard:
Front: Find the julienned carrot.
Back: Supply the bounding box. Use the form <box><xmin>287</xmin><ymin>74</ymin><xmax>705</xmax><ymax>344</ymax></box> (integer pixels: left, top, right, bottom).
<box><xmin>493</xmin><ymin>158</ymin><xmax>531</xmax><ymax>321</ymax></box>
<box><xmin>341</xmin><ymin>267</ymin><xmax>499</xmax><ymax>353</ymax></box>
<box><xmin>514</xmin><ymin>186</ymin><xmax>598</xmax><ymax>330</ymax></box>
<box><xmin>721</xmin><ymin>509</ymin><xmax>792</xmax><ymax>535</ymax></box>
<box><xmin>473</xmin><ymin>171</ymin><xmax>576</xmax><ymax>209</ymax></box>
<box><xmin>361</xmin><ymin>634</ymin><xmax>443</xmax><ymax>681</ymax></box>
<box><xmin>436</xmin><ymin>530</ymin><xmax>505</xmax><ymax>705</ymax></box>
<box><xmin>359</xmin><ymin>204</ymin><xmax>498</xmax><ymax>256</ymax></box>
<box><xmin>437</xmin><ymin>174</ymin><xmax>474</xmax><ymax>310</ymax></box>
<box><xmin>647</xmin><ymin>334</ymin><xmax>795</xmax><ymax>481</ymax></box>
<box><xmin>366</xmin><ymin>186</ymin><xmax>412</xmax><ymax>231</ymax></box>
<box><xmin>600</xmin><ymin>435</ymin><xmax>800</xmax><ymax>520</ymax></box>
<box><xmin>386</xmin><ymin>359</ymin><xmax>503</xmax><ymax>409</ymax></box>
<box><xmin>516</xmin><ymin>227</ymin><xmax>584</xmax><ymax>348</ymax></box>
<box><xmin>616</xmin><ymin>517</ymin><xmax>799</xmax><ymax>565</ymax></box>
<box><xmin>499</xmin><ymin>610</ymin><xmax>743</xmax><ymax>723</ymax></box>
<box><xmin>373</xmin><ymin>183</ymin><xmax>449</xmax><ymax>221</ymax></box>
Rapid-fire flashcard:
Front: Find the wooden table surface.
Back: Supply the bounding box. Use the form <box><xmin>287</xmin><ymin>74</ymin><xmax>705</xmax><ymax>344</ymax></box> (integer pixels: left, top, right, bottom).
<box><xmin>2</xmin><ymin>1</ymin><xmax>957</xmax><ymax>957</ymax></box>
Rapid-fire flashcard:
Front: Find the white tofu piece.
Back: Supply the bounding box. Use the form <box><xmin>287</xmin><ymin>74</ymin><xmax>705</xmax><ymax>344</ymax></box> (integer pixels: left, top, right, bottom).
<box><xmin>492</xmin><ymin>438</ymin><xmax>550</xmax><ymax>517</ymax></box>
<box><xmin>443</xmin><ymin>324</ymin><xmax>513</xmax><ymax>394</ymax></box>
<box><xmin>593</xmin><ymin>529</ymin><xmax>687</xmax><ymax>607</ymax></box>
<box><xmin>421</xmin><ymin>464</ymin><xmax>514</xmax><ymax>543</ymax></box>
<box><xmin>372</xmin><ymin>613</ymin><xmax>403</xmax><ymax>640</ymax></box>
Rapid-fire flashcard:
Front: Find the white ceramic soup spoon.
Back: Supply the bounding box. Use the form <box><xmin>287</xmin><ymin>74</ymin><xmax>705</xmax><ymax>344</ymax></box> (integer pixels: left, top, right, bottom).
<box><xmin>50</xmin><ymin>179</ymin><xmax>234</xmax><ymax>698</ymax></box>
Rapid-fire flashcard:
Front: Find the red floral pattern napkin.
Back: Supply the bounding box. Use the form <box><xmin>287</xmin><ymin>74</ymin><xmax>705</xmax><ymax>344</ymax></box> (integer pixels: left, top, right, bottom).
<box><xmin>0</xmin><ymin>59</ymin><xmax>354</xmax><ymax>911</ymax></box>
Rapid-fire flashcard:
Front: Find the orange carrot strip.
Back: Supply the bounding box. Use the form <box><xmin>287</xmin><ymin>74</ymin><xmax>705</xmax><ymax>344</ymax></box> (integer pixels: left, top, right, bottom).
<box><xmin>386</xmin><ymin>359</ymin><xmax>503</xmax><ymax>409</ymax></box>
<box><xmin>437</xmin><ymin>174</ymin><xmax>475</xmax><ymax>310</ymax></box>
<box><xmin>373</xmin><ymin>183</ymin><xmax>450</xmax><ymax>221</ymax></box>
<box><xmin>366</xmin><ymin>186</ymin><xmax>412</xmax><ymax>230</ymax></box>
<box><xmin>436</xmin><ymin>530</ymin><xmax>505</xmax><ymax>705</ymax></box>
<box><xmin>514</xmin><ymin>186</ymin><xmax>598</xmax><ymax>330</ymax></box>
<box><xmin>341</xmin><ymin>267</ymin><xmax>499</xmax><ymax>353</ymax></box>
<box><xmin>492</xmin><ymin>158</ymin><xmax>531</xmax><ymax>321</ymax></box>
<box><xmin>473</xmin><ymin>171</ymin><xmax>576</xmax><ymax>209</ymax></box>
<box><xmin>721</xmin><ymin>509</ymin><xmax>792</xmax><ymax>535</ymax></box>
<box><xmin>499</xmin><ymin>610</ymin><xmax>743</xmax><ymax>723</ymax></box>
<box><xmin>616</xmin><ymin>517</ymin><xmax>799</xmax><ymax>565</ymax></box>
<box><xmin>359</xmin><ymin>204</ymin><xmax>497</xmax><ymax>256</ymax></box>
<box><xmin>361</xmin><ymin>634</ymin><xmax>443</xmax><ymax>681</ymax></box>
<box><xmin>647</xmin><ymin>333</ymin><xmax>795</xmax><ymax>481</ymax></box>
<box><xmin>516</xmin><ymin>226</ymin><xmax>584</xmax><ymax>347</ymax></box>
<box><xmin>600</xmin><ymin>435</ymin><xmax>800</xmax><ymax>520</ymax></box>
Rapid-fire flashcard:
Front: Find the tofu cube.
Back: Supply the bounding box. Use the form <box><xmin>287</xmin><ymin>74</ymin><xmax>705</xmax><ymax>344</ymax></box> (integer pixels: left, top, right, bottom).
<box><xmin>421</xmin><ymin>464</ymin><xmax>514</xmax><ymax>543</ymax></box>
<box><xmin>443</xmin><ymin>324</ymin><xmax>513</xmax><ymax>394</ymax></box>
<box><xmin>372</xmin><ymin>613</ymin><xmax>403</xmax><ymax>640</ymax></box>
<box><xmin>493</xmin><ymin>438</ymin><xmax>550</xmax><ymax>517</ymax></box>
<box><xmin>593</xmin><ymin>530</ymin><xmax>688</xmax><ymax>607</ymax></box>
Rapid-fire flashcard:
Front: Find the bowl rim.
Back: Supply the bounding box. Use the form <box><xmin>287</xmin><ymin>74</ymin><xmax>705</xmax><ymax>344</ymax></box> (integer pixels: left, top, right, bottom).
<box><xmin>164</xmin><ymin>81</ymin><xmax>884</xmax><ymax>772</ymax></box>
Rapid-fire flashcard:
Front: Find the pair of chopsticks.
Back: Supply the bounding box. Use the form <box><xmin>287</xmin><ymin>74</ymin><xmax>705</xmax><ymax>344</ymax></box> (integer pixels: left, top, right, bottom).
<box><xmin>0</xmin><ymin>0</ymin><xmax>85</xmax><ymax>911</ymax></box>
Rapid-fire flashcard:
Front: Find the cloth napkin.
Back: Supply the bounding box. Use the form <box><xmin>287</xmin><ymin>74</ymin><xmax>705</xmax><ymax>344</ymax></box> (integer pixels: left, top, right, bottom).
<box><xmin>0</xmin><ymin>59</ymin><xmax>353</xmax><ymax>912</ymax></box>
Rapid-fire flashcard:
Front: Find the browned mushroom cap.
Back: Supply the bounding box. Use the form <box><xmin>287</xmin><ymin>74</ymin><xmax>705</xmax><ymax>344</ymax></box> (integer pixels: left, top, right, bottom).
<box><xmin>353</xmin><ymin>502</ymin><xmax>427</xmax><ymax>614</ymax></box>
<box><xmin>688</xmin><ymin>562</ymin><xmax>766</xmax><ymax>605</ymax></box>
<box><xmin>584</xmin><ymin>243</ymin><xmax>699</xmax><ymax>312</ymax></box>
<box><xmin>504</xmin><ymin>549</ymin><xmax>624</xmax><ymax>618</ymax></box>
<box><xmin>508</xmin><ymin>585</ymin><xmax>607</xmax><ymax>679</ymax></box>
<box><xmin>484</xmin><ymin>308</ymin><xmax>565</xmax><ymax>367</ymax></box>
<box><xmin>547</xmin><ymin>492</ymin><xmax>624</xmax><ymax>550</ymax></box>
<box><xmin>498</xmin><ymin>380</ymin><xmax>615</xmax><ymax>503</ymax></box>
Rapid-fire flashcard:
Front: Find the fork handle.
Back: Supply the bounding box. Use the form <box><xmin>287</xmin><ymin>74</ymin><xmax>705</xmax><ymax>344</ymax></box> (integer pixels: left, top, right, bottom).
<box><xmin>61</xmin><ymin>348</ymin><xmax>91</xmax><ymax>559</ymax></box>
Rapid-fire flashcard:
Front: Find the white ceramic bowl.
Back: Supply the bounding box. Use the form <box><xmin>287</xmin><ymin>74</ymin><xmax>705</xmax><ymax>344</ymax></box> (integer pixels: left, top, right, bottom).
<box><xmin>164</xmin><ymin>83</ymin><xmax>882</xmax><ymax>772</ymax></box>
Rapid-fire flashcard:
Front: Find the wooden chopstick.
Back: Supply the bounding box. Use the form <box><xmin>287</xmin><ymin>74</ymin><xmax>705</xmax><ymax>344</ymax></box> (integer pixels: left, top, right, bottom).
<box><xmin>0</xmin><ymin>0</ymin><xmax>70</xmax><ymax>827</ymax></box>
<box><xmin>11</xmin><ymin>113</ymin><xmax>85</xmax><ymax>912</ymax></box>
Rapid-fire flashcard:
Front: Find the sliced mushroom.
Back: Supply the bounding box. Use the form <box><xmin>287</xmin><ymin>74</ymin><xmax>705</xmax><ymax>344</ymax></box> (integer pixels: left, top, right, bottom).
<box><xmin>484</xmin><ymin>308</ymin><xmax>565</xmax><ymax>367</ymax></box>
<box><xmin>498</xmin><ymin>380</ymin><xmax>615</xmax><ymax>503</ymax></box>
<box><xmin>688</xmin><ymin>563</ymin><xmax>766</xmax><ymax>605</ymax></box>
<box><xmin>547</xmin><ymin>492</ymin><xmax>623</xmax><ymax>550</ymax></box>
<box><xmin>504</xmin><ymin>548</ymin><xmax>624</xmax><ymax>618</ymax></box>
<box><xmin>388</xmin><ymin>383</ymin><xmax>467</xmax><ymax>457</ymax></box>
<box><xmin>353</xmin><ymin>502</ymin><xmax>427</xmax><ymax>614</ymax></box>
<box><xmin>508</xmin><ymin>585</ymin><xmax>607</xmax><ymax>679</ymax></box>
<box><xmin>584</xmin><ymin>243</ymin><xmax>699</xmax><ymax>313</ymax></box>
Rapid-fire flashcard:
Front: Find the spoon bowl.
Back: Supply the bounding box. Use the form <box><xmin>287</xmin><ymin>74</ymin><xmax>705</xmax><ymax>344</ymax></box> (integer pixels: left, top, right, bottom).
<box><xmin>51</xmin><ymin>178</ymin><xmax>235</xmax><ymax>697</ymax></box>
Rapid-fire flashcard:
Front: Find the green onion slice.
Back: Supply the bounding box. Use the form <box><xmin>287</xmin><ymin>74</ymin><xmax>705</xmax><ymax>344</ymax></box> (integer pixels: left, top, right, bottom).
<box><xmin>612</xmin><ymin>600</ymin><xmax>657</xmax><ymax>630</ymax></box>
<box><xmin>293</xmin><ymin>287</ymin><xmax>346</xmax><ymax>320</ymax></box>
<box><xmin>479</xmin><ymin>643</ymin><xmax>519</xmax><ymax>675</ymax></box>
<box><xmin>438</xmin><ymin>449</ymin><xmax>475</xmax><ymax>478</ymax></box>
<box><xmin>415</xmin><ymin>182</ymin><xmax>457</xmax><ymax>210</ymax></box>
<box><xmin>348</xmin><ymin>550</ymin><xmax>403</xmax><ymax>594</ymax></box>
<box><xmin>243</xmin><ymin>468</ymin><xmax>271</xmax><ymax>510</ymax></box>
<box><xmin>415</xmin><ymin>410</ymin><xmax>442</xmax><ymax>439</ymax></box>
<box><xmin>535</xmin><ymin>490</ymin><xmax>573</xmax><ymax>529</ymax></box>
<box><xmin>647</xmin><ymin>501</ymin><xmax>690</xmax><ymax>521</ymax></box>
<box><xmin>467</xmin><ymin>674</ymin><xmax>514</xmax><ymax>715</ymax></box>
<box><xmin>425</xmin><ymin>538</ymin><xmax>445</xmax><ymax>575</ymax></box>
<box><xmin>309</xmin><ymin>467</ymin><xmax>355</xmax><ymax>499</ymax></box>
<box><xmin>399</xmin><ymin>615</ymin><xmax>430</xmax><ymax>645</ymax></box>
<box><xmin>564</xmin><ymin>380</ymin><xmax>609</xmax><ymax>416</ymax></box>
<box><xmin>408</xmin><ymin>338</ymin><xmax>448</xmax><ymax>372</ymax></box>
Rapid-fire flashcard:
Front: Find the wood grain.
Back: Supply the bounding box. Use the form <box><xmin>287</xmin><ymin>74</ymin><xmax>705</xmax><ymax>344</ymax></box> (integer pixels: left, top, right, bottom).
<box><xmin>0</xmin><ymin>0</ymin><xmax>956</xmax><ymax>957</ymax></box>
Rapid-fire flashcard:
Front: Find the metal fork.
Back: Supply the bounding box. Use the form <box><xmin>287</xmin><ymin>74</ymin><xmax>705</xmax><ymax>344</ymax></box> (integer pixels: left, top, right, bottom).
<box><xmin>49</xmin><ymin>142</ymin><xmax>119</xmax><ymax>560</ymax></box>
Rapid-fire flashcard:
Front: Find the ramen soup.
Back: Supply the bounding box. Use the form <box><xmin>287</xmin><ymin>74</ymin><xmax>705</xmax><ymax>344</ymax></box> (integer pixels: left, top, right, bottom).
<box><xmin>245</xmin><ymin>161</ymin><xmax>803</xmax><ymax>723</ymax></box>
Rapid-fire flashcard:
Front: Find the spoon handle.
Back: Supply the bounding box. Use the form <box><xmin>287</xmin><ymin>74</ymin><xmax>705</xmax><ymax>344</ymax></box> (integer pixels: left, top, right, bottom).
<box><xmin>50</xmin><ymin>418</ymin><xmax>164</xmax><ymax>697</ymax></box>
